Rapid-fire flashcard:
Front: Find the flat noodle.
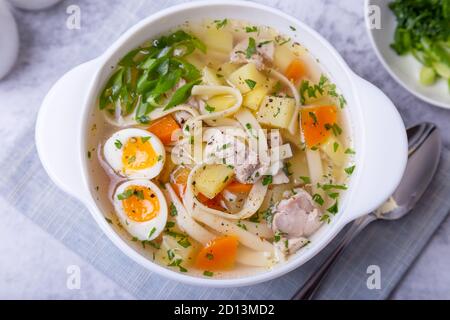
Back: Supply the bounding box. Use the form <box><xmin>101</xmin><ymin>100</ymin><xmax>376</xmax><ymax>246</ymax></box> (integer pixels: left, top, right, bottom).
<box><xmin>191</xmin><ymin>210</ymin><xmax>274</xmax><ymax>253</ymax></box>
<box><xmin>186</xmin><ymin>85</ymin><xmax>243</xmax><ymax>128</ymax></box>
<box><xmin>236</xmin><ymin>247</ymin><xmax>274</xmax><ymax>268</ymax></box>
<box><xmin>184</xmin><ymin>163</ymin><xmax>268</xmax><ymax>220</ymax></box>
<box><xmin>167</xmin><ymin>184</ymin><xmax>275</xmax><ymax>267</ymax></box>
<box><xmin>165</xmin><ymin>184</ymin><xmax>215</xmax><ymax>244</ymax></box>
<box><xmin>270</xmin><ymin>68</ymin><xmax>324</xmax><ymax>185</ymax></box>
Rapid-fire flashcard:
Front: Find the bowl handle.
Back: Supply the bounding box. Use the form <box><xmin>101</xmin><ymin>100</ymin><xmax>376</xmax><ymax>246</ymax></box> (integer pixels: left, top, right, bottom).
<box><xmin>35</xmin><ymin>60</ymin><xmax>98</xmax><ymax>201</ymax></box>
<box><xmin>341</xmin><ymin>76</ymin><xmax>408</xmax><ymax>225</ymax></box>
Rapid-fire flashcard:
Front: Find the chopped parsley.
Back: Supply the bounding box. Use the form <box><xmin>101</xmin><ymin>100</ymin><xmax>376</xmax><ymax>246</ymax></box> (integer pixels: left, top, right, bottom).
<box><xmin>237</xmin><ymin>220</ymin><xmax>247</xmax><ymax>230</ymax></box>
<box><xmin>168</xmin><ymin>258</ymin><xmax>187</xmax><ymax>272</ymax></box>
<box><xmin>203</xmin><ymin>270</ymin><xmax>214</xmax><ymax>277</ymax></box>
<box><xmin>214</xmin><ymin>19</ymin><xmax>227</xmax><ymax>29</ymax></box>
<box><xmin>148</xmin><ymin>227</ymin><xmax>157</xmax><ymax>239</ymax></box>
<box><xmin>205</xmin><ymin>104</ymin><xmax>215</xmax><ymax>113</ymax></box>
<box><xmin>299</xmin><ymin>176</ymin><xmax>311</xmax><ymax>184</ymax></box>
<box><xmin>246</xmin><ymin>37</ymin><xmax>257</xmax><ymax>58</ymax></box>
<box><xmin>245</xmin><ymin>79</ymin><xmax>257</xmax><ymax>89</ymax></box>
<box><xmin>312</xmin><ymin>193</ymin><xmax>325</xmax><ymax>206</ymax></box>
<box><xmin>169</xmin><ymin>202</ymin><xmax>178</xmax><ymax>217</ymax></box>
<box><xmin>325</xmin><ymin>123</ymin><xmax>342</xmax><ymax>136</ymax></box>
<box><xmin>262</xmin><ymin>175</ymin><xmax>273</xmax><ymax>186</ymax></box>
<box><xmin>327</xmin><ymin>200</ymin><xmax>339</xmax><ymax>215</ymax></box>
<box><xmin>345</xmin><ymin>165</ymin><xmax>356</xmax><ymax>175</ymax></box>
<box><xmin>141</xmin><ymin>136</ymin><xmax>151</xmax><ymax>143</ymax></box>
<box><xmin>177</xmin><ymin>237</ymin><xmax>192</xmax><ymax>248</ymax></box>
<box><xmin>309</xmin><ymin>111</ymin><xmax>318</xmax><ymax>125</ymax></box>
<box><xmin>114</xmin><ymin>140</ymin><xmax>123</xmax><ymax>149</ymax></box>
<box><xmin>345</xmin><ymin>148</ymin><xmax>356</xmax><ymax>155</ymax></box>
<box><xmin>117</xmin><ymin>189</ymin><xmax>133</xmax><ymax>200</ymax></box>
<box><xmin>206</xmin><ymin>253</ymin><xmax>214</xmax><ymax>260</ymax></box>
<box><xmin>245</xmin><ymin>26</ymin><xmax>258</xmax><ymax>33</ymax></box>
<box><xmin>333</xmin><ymin>142</ymin><xmax>339</xmax><ymax>152</ymax></box>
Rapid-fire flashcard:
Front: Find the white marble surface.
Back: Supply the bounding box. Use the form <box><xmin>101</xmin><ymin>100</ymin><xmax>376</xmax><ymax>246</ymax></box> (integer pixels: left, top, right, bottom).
<box><xmin>0</xmin><ymin>0</ymin><xmax>449</xmax><ymax>299</ymax></box>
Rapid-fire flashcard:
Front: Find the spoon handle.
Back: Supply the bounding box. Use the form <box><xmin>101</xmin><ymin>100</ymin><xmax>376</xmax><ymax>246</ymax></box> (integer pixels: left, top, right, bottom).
<box><xmin>291</xmin><ymin>214</ymin><xmax>377</xmax><ymax>300</ymax></box>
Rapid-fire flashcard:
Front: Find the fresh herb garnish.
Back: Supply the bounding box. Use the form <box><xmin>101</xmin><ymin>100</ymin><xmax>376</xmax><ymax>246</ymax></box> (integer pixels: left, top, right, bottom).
<box><xmin>345</xmin><ymin>165</ymin><xmax>356</xmax><ymax>175</ymax></box>
<box><xmin>246</xmin><ymin>37</ymin><xmax>257</xmax><ymax>58</ymax></box>
<box><xmin>169</xmin><ymin>202</ymin><xmax>178</xmax><ymax>217</ymax></box>
<box><xmin>205</xmin><ymin>104</ymin><xmax>215</xmax><ymax>113</ymax></box>
<box><xmin>177</xmin><ymin>237</ymin><xmax>191</xmax><ymax>248</ymax></box>
<box><xmin>148</xmin><ymin>227</ymin><xmax>157</xmax><ymax>239</ymax></box>
<box><xmin>299</xmin><ymin>176</ymin><xmax>311</xmax><ymax>184</ymax></box>
<box><xmin>327</xmin><ymin>200</ymin><xmax>339</xmax><ymax>215</ymax></box>
<box><xmin>117</xmin><ymin>189</ymin><xmax>133</xmax><ymax>200</ymax></box>
<box><xmin>245</xmin><ymin>79</ymin><xmax>257</xmax><ymax>89</ymax></box>
<box><xmin>214</xmin><ymin>19</ymin><xmax>228</xmax><ymax>29</ymax></box>
<box><xmin>312</xmin><ymin>194</ymin><xmax>325</xmax><ymax>206</ymax></box>
<box><xmin>262</xmin><ymin>175</ymin><xmax>273</xmax><ymax>186</ymax></box>
<box><xmin>114</xmin><ymin>140</ymin><xmax>123</xmax><ymax>149</ymax></box>
<box><xmin>203</xmin><ymin>270</ymin><xmax>214</xmax><ymax>277</ymax></box>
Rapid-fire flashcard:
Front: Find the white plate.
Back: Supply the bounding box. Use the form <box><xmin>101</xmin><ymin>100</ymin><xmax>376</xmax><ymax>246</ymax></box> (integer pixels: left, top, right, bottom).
<box><xmin>365</xmin><ymin>0</ymin><xmax>450</xmax><ymax>109</ymax></box>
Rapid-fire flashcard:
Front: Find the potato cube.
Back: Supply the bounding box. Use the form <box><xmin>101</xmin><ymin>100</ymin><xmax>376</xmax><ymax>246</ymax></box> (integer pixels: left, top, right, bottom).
<box><xmin>257</xmin><ymin>96</ymin><xmax>296</xmax><ymax>129</ymax></box>
<box><xmin>228</xmin><ymin>63</ymin><xmax>267</xmax><ymax>94</ymax></box>
<box><xmin>274</xmin><ymin>44</ymin><xmax>296</xmax><ymax>72</ymax></box>
<box><xmin>195</xmin><ymin>164</ymin><xmax>234</xmax><ymax>199</ymax></box>
<box><xmin>243</xmin><ymin>86</ymin><xmax>269</xmax><ymax>110</ymax></box>
<box><xmin>202</xmin><ymin>67</ymin><xmax>223</xmax><ymax>86</ymax></box>
<box><xmin>202</xmin><ymin>29</ymin><xmax>233</xmax><ymax>54</ymax></box>
<box><xmin>218</xmin><ymin>62</ymin><xmax>239</xmax><ymax>78</ymax></box>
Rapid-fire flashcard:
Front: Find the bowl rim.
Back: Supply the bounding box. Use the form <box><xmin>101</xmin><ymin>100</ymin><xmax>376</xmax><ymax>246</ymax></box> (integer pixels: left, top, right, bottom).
<box><xmin>73</xmin><ymin>0</ymin><xmax>394</xmax><ymax>288</ymax></box>
<box><xmin>364</xmin><ymin>0</ymin><xmax>450</xmax><ymax>110</ymax></box>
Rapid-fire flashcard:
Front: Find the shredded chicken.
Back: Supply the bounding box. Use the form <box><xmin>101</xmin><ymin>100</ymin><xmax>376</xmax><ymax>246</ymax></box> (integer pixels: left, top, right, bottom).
<box><xmin>230</xmin><ymin>38</ymin><xmax>275</xmax><ymax>70</ymax></box>
<box><xmin>272</xmin><ymin>188</ymin><xmax>322</xmax><ymax>254</ymax></box>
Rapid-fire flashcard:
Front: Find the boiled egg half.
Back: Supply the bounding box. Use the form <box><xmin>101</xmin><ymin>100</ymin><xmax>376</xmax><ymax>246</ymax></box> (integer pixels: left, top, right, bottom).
<box><xmin>113</xmin><ymin>180</ymin><xmax>168</xmax><ymax>241</ymax></box>
<box><xmin>104</xmin><ymin>128</ymin><xmax>165</xmax><ymax>179</ymax></box>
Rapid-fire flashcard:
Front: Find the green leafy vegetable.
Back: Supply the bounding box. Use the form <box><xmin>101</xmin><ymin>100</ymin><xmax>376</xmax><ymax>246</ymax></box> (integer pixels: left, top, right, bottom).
<box><xmin>389</xmin><ymin>0</ymin><xmax>450</xmax><ymax>90</ymax></box>
<box><xmin>164</xmin><ymin>79</ymin><xmax>202</xmax><ymax>110</ymax></box>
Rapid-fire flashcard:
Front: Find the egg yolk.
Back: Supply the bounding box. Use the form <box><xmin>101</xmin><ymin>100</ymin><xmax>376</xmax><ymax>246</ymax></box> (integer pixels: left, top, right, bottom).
<box><xmin>122</xmin><ymin>186</ymin><xmax>160</xmax><ymax>222</ymax></box>
<box><xmin>195</xmin><ymin>236</ymin><xmax>238</xmax><ymax>270</ymax></box>
<box><xmin>122</xmin><ymin>137</ymin><xmax>158</xmax><ymax>171</ymax></box>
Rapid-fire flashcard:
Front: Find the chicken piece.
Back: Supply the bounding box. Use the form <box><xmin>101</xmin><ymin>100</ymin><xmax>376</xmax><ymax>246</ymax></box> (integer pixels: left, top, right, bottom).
<box><xmin>230</xmin><ymin>38</ymin><xmax>275</xmax><ymax>70</ymax></box>
<box><xmin>234</xmin><ymin>150</ymin><xmax>270</xmax><ymax>184</ymax></box>
<box><xmin>272</xmin><ymin>188</ymin><xmax>322</xmax><ymax>254</ymax></box>
<box><xmin>173</xmin><ymin>111</ymin><xmax>193</xmax><ymax>127</ymax></box>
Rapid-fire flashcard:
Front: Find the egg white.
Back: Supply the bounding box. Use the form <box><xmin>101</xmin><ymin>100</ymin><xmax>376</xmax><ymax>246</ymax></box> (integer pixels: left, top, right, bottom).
<box><xmin>103</xmin><ymin>128</ymin><xmax>165</xmax><ymax>179</ymax></box>
<box><xmin>113</xmin><ymin>180</ymin><xmax>168</xmax><ymax>241</ymax></box>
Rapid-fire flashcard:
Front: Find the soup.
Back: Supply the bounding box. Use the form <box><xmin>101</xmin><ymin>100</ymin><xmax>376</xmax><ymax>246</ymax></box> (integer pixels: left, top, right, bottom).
<box><xmin>86</xmin><ymin>19</ymin><xmax>354</xmax><ymax>278</ymax></box>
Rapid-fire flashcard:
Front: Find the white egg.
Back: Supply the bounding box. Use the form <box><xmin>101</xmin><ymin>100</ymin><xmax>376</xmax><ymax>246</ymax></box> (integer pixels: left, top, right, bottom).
<box><xmin>104</xmin><ymin>128</ymin><xmax>165</xmax><ymax>179</ymax></box>
<box><xmin>113</xmin><ymin>180</ymin><xmax>168</xmax><ymax>241</ymax></box>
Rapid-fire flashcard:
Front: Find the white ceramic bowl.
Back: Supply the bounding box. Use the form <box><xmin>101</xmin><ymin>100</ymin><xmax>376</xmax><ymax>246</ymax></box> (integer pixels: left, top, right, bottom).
<box><xmin>0</xmin><ymin>0</ymin><xmax>19</xmax><ymax>80</ymax></box>
<box><xmin>365</xmin><ymin>0</ymin><xmax>450</xmax><ymax>109</ymax></box>
<box><xmin>35</xmin><ymin>0</ymin><xmax>407</xmax><ymax>288</ymax></box>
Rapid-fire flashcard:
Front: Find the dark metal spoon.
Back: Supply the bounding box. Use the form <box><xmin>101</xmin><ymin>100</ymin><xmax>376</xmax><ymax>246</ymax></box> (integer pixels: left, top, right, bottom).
<box><xmin>292</xmin><ymin>122</ymin><xmax>442</xmax><ymax>300</ymax></box>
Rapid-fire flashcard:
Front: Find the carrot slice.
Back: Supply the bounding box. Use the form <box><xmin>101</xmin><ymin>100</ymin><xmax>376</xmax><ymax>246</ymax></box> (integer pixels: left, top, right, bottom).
<box><xmin>285</xmin><ymin>59</ymin><xmax>306</xmax><ymax>82</ymax></box>
<box><xmin>301</xmin><ymin>105</ymin><xmax>338</xmax><ymax>148</ymax></box>
<box><xmin>147</xmin><ymin>114</ymin><xmax>180</xmax><ymax>145</ymax></box>
<box><xmin>195</xmin><ymin>236</ymin><xmax>239</xmax><ymax>270</ymax></box>
<box><xmin>197</xmin><ymin>193</ymin><xmax>224</xmax><ymax>211</ymax></box>
<box><xmin>224</xmin><ymin>181</ymin><xmax>253</xmax><ymax>194</ymax></box>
